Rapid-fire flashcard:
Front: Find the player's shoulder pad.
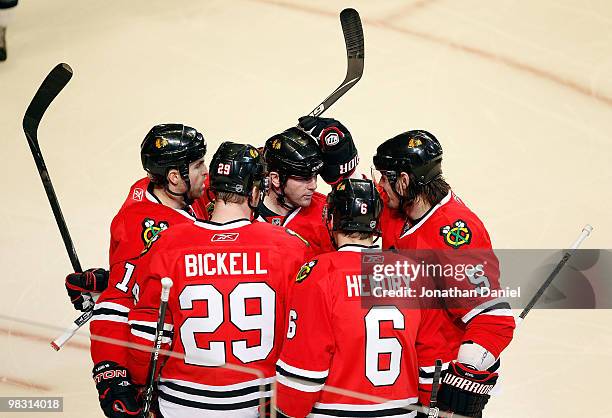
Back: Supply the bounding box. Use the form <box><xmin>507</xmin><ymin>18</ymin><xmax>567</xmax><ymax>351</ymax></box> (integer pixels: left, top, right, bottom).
<box><xmin>249</xmin><ymin>222</ymin><xmax>311</xmax><ymax>248</ymax></box>
<box><xmin>295</xmin><ymin>258</ymin><xmax>321</xmax><ymax>284</ymax></box>
<box><xmin>434</xmin><ymin>194</ymin><xmax>489</xmax><ymax>250</ymax></box>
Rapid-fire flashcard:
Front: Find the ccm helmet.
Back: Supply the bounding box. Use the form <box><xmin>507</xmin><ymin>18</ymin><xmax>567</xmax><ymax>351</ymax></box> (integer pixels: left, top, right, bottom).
<box><xmin>326</xmin><ymin>178</ymin><xmax>383</xmax><ymax>234</ymax></box>
<box><xmin>373</xmin><ymin>130</ymin><xmax>442</xmax><ymax>187</ymax></box>
<box><xmin>141</xmin><ymin>124</ymin><xmax>206</xmax><ymax>184</ymax></box>
<box><xmin>209</xmin><ymin>142</ymin><xmax>267</xmax><ymax>197</ymax></box>
<box><xmin>264</xmin><ymin>127</ymin><xmax>323</xmax><ymax>179</ymax></box>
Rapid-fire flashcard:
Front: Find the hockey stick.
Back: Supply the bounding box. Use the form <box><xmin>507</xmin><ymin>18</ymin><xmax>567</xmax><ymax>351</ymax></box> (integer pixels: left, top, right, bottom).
<box><xmin>308</xmin><ymin>8</ymin><xmax>364</xmax><ymax>117</ymax></box>
<box><xmin>22</xmin><ymin>64</ymin><xmax>97</xmax><ymax>351</ymax></box>
<box><xmin>516</xmin><ymin>224</ymin><xmax>593</xmax><ymax>325</ymax></box>
<box><xmin>141</xmin><ymin>277</ymin><xmax>173</xmax><ymax>418</ymax></box>
<box><xmin>426</xmin><ymin>359</ymin><xmax>443</xmax><ymax>418</ymax></box>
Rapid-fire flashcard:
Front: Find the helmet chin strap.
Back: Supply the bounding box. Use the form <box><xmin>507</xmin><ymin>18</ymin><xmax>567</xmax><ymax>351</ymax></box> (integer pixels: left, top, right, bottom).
<box><xmin>164</xmin><ymin>165</ymin><xmax>194</xmax><ymax>207</ymax></box>
<box><xmin>274</xmin><ymin>173</ymin><xmax>296</xmax><ymax>211</ymax></box>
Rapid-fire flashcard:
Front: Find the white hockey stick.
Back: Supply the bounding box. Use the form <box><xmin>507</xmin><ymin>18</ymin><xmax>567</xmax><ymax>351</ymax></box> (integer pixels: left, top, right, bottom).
<box><xmin>516</xmin><ymin>224</ymin><xmax>593</xmax><ymax>325</ymax></box>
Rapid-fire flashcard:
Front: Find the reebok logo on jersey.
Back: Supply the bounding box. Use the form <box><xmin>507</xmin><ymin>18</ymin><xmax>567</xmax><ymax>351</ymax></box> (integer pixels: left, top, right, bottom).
<box><xmin>211</xmin><ymin>233</ymin><xmax>239</xmax><ymax>242</ymax></box>
<box><xmin>362</xmin><ymin>254</ymin><xmax>384</xmax><ymax>264</ymax></box>
<box><xmin>132</xmin><ymin>188</ymin><xmax>144</xmax><ymax>201</ymax></box>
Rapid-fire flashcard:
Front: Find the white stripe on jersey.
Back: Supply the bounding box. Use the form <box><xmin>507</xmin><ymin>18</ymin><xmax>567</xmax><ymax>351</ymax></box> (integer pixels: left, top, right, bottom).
<box><xmin>309</xmin><ymin>397</ymin><xmax>418</xmax><ymax>417</ymax></box>
<box><xmin>156</xmin><ymin>377</ymin><xmax>274</xmax><ymax>418</ymax></box>
<box><xmin>399</xmin><ymin>191</ymin><xmax>452</xmax><ymax>239</ymax></box>
<box><xmin>90</xmin><ymin>314</ymin><xmax>128</xmax><ymax>324</ymax></box>
<box><xmin>94</xmin><ymin>301</ymin><xmax>130</xmax><ymax>312</ymax></box>
<box><xmin>461</xmin><ymin>298</ymin><xmax>513</xmax><ymax>323</ymax></box>
<box><xmin>159</xmin><ymin>377</ymin><xmax>275</xmax><ymax>392</ymax></box>
<box><xmin>276</xmin><ymin>359</ymin><xmax>329</xmax><ymax>380</ymax></box>
<box><xmin>159</xmin><ymin>382</ymin><xmax>271</xmax><ymax>405</ymax></box>
<box><xmin>276</xmin><ymin>373</ymin><xmax>324</xmax><ymax>393</ymax></box>
<box><xmin>130</xmin><ymin>328</ymin><xmax>172</xmax><ymax>344</ymax></box>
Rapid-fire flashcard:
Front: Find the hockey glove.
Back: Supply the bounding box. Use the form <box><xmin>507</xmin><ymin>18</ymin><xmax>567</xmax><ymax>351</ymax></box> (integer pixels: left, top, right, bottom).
<box><xmin>437</xmin><ymin>361</ymin><xmax>498</xmax><ymax>417</ymax></box>
<box><xmin>298</xmin><ymin>116</ymin><xmax>359</xmax><ymax>185</ymax></box>
<box><xmin>65</xmin><ymin>268</ymin><xmax>109</xmax><ymax>311</ymax></box>
<box><xmin>92</xmin><ymin>361</ymin><xmax>142</xmax><ymax>418</ymax></box>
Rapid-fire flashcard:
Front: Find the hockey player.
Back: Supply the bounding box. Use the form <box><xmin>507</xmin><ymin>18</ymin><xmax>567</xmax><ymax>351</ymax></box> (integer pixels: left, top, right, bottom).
<box><xmin>259</xmin><ymin>117</ymin><xmax>358</xmax><ymax>255</ymax></box>
<box><xmin>127</xmin><ymin>142</ymin><xmax>311</xmax><ymax>417</ymax></box>
<box><xmin>275</xmin><ymin>178</ymin><xmax>446</xmax><ymax>418</ymax></box>
<box><xmin>66</xmin><ymin>124</ymin><xmax>208</xmax><ymax>418</ymax></box>
<box><xmin>0</xmin><ymin>0</ymin><xmax>17</xmax><ymax>61</ymax></box>
<box><xmin>373</xmin><ymin>130</ymin><xmax>516</xmax><ymax>417</ymax></box>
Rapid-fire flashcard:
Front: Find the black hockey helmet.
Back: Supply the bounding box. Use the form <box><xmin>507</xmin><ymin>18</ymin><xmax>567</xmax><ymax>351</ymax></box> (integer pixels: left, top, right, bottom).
<box><xmin>373</xmin><ymin>130</ymin><xmax>443</xmax><ymax>186</ymax></box>
<box><xmin>325</xmin><ymin>178</ymin><xmax>383</xmax><ymax>234</ymax></box>
<box><xmin>209</xmin><ymin>141</ymin><xmax>267</xmax><ymax>197</ymax></box>
<box><xmin>141</xmin><ymin>124</ymin><xmax>207</xmax><ymax>184</ymax></box>
<box><xmin>264</xmin><ymin>127</ymin><xmax>324</xmax><ymax>179</ymax></box>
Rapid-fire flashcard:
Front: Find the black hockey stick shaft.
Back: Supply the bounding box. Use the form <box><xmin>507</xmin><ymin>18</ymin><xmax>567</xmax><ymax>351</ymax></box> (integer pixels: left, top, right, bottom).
<box><xmin>23</xmin><ymin>64</ymin><xmax>83</xmax><ymax>273</ymax></box>
<box><xmin>308</xmin><ymin>8</ymin><xmax>364</xmax><ymax>117</ymax></box>
<box><xmin>142</xmin><ymin>278</ymin><xmax>173</xmax><ymax>418</ymax></box>
<box><xmin>427</xmin><ymin>359</ymin><xmax>443</xmax><ymax>418</ymax></box>
<box><xmin>518</xmin><ymin>225</ymin><xmax>593</xmax><ymax>323</ymax></box>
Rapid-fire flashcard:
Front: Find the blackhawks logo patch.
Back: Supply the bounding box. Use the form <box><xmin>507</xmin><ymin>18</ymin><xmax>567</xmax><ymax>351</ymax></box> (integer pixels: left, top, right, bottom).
<box><xmin>440</xmin><ymin>219</ymin><xmax>471</xmax><ymax>249</ymax></box>
<box><xmin>141</xmin><ymin>218</ymin><xmax>169</xmax><ymax>254</ymax></box>
<box><xmin>296</xmin><ymin>260</ymin><xmax>318</xmax><ymax>283</ymax></box>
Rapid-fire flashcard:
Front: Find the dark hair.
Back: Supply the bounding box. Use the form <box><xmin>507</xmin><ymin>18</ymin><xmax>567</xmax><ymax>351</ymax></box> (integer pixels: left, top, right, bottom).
<box><xmin>216</xmin><ymin>191</ymin><xmax>247</xmax><ymax>205</ymax></box>
<box><xmin>405</xmin><ymin>173</ymin><xmax>450</xmax><ymax>207</ymax></box>
<box><xmin>342</xmin><ymin>231</ymin><xmax>372</xmax><ymax>240</ymax></box>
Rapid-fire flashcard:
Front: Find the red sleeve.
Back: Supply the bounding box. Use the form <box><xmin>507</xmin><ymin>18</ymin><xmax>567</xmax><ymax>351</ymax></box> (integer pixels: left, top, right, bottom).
<box><xmin>90</xmin><ymin>215</ymin><xmax>134</xmax><ymax>366</ymax></box>
<box><xmin>429</xmin><ymin>215</ymin><xmax>516</xmax><ymax>358</ymax></box>
<box><xmin>276</xmin><ymin>259</ymin><xmax>334</xmax><ymax>418</ymax></box>
<box><xmin>126</xmin><ymin>250</ymin><xmax>173</xmax><ymax>385</ymax></box>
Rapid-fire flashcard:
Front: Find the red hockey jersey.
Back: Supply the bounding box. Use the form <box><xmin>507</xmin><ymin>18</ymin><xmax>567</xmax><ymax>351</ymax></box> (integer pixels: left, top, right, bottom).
<box><xmin>127</xmin><ymin>219</ymin><xmax>310</xmax><ymax>417</ymax></box>
<box><xmin>393</xmin><ymin>191</ymin><xmax>515</xmax><ymax>361</ymax></box>
<box><xmin>256</xmin><ymin>192</ymin><xmax>334</xmax><ymax>256</ymax></box>
<box><xmin>276</xmin><ymin>244</ymin><xmax>447</xmax><ymax>418</ymax></box>
<box><xmin>89</xmin><ymin>178</ymin><xmax>206</xmax><ymax>366</ymax></box>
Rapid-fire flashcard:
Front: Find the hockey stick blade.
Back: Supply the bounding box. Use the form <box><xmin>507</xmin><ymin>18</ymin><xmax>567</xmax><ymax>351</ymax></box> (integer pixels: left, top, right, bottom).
<box><xmin>23</xmin><ymin>63</ymin><xmax>73</xmax><ymax>146</ymax></box>
<box><xmin>309</xmin><ymin>8</ymin><xmax>364</xmax><ymax>117</ymax></box>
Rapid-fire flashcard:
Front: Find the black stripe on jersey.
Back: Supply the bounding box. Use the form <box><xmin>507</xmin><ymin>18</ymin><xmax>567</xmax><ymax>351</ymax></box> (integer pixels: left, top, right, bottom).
<box><xmin>309</xmin><ymin>406</ymin><xmax>414</xmax><ymax>417</ymax></box>
<box><xmin>488</xmin><ymin>358</ymin><xmax>501</xmax><ymax>372</ymax></box>
<box><xmin>158</xmin><ymin>390</ymin><xmax>268</xmax><ymax>411</ymax></box>
<box><xmin>419</xmin><ymin>368</ymin><xmax>435</xmax><ymax>379</ymax></box>
<box><xmin>159</xmin><ymin>380</ymin><xmax>271</xmax><ymax>398</ymax></box>
<box><xmin>275</xmin><ymin>364</ymin><xmax>327</xmax><ymax>385</ymax></box>
<box><xmin>130</xmin><ymin>323</ymin><xmax>173</xmax><ymax>338</ymax></box>
<box><xmin>466</xmin><ymin>301</ymin><xmax>512</xmax><ymax>322</ymax></box>
<box><xmin>92</xmin><ymin>308</ymin><xmax>128</xmax><ymax>317</ymax></box>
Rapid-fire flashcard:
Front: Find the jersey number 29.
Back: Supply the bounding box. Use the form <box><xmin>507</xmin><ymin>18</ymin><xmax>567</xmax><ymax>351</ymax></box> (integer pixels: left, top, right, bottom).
<box><xmin>179</xmin><ymin>282</ymin><xmax>275</xmax><ymax>365</ymax></box>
